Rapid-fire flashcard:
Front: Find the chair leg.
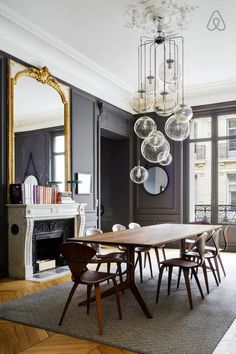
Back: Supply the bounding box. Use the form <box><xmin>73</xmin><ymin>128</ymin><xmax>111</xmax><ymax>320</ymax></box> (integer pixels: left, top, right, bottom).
<box><xmin>96</xmin><ymin>263</ymin><xmax>101</xmax><ymax>271</ymax></box>
<box><xmin>107</xmin><ymin>262</ymin><xmax>111</xmax><ymax>284</ymax></box>
<box><xmin>134</xmin><ymin>255</ymin><xmax>138</xmax><ymax>269</ymax></box>
<box><xmin>138</xmin><ymin>253</ymin><xmax>143</xmax><ymax>283</ymax></box>
<box><xmin>168</xmin><ymin>266</ymin><xmax>173</xmax><ymax>295</ymax></box>
<box><xmin>218</xmin><ymin>253</ymin><xmax>226</xmax><ymax>277</ymax></box>
<box><xmin>147</xmin><ymin>251</ymin><xmax>153</xmax><ymax>278</ymax></box>
<box><xmin>117</xmin><ymin>262</ymin><xmax>124</xmax><ymax>295</ymax></box>
<box><xmin>156</xmin><ymin>264</ymin><xmax>165</xmax><ymax>303</ymax></box>
<box><xmin>144</xmin><ymin>252</ymin><xmax>147</xmax><ymax>268</ymax></box>
<box><xmin>95</xmin><ymin>284</ymin><xmax>103</xmax><ymax>335</ymax></box>
<box><xmin>154</xmin><ymin>246</ymin><xmax>161</xmax><ymax>271</ymax></box>
<box><xmin>112</xmin><ymin>277</ymin><xmax>122</xmax><ymax>320</ymax></box>
<box><xmin>183</xmin><ymin>268</ymin><xmax>193</xmax><ymax>309</ymax></box>
<box><xmin>177</xmin><ymin>268</ymin><xmax>182</xmax><ymax>289</ymax></box>
<box><xmin>162</xmin><ymin>246</ymin><xmax>166</xmax><ymax>261</ymax></box>
<box><xmin>207</xmin><ymin>258</ymin><xmax>219</xmax><ymax>286</ymax></box>
<box><xmin>192</xmin><ymin>268</ymin><xmax>204</xmax><ymax>299</ymax></box>
<box><xmin>202</xmin><ymin>262</ymin><xmax>209</xmax><ymax>294</ymax></box>
<box><xmin>59</xmin><ymin>282</ymin><xmax>79</xmax><ymax>325</ymax></box>
<box><xmin>214</xmin><ymin>256</ymin><xmax>221</xmax><ymax>283</ymax></box>
<box><xmin>86</xmin><ymin>285</ymin><xmax>93</xmax><ymax>314</ymax></box>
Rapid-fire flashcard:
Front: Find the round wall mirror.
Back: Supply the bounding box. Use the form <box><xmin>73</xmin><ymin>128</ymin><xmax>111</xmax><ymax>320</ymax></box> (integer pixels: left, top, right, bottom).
<box><xmin>143</xmin><ymin>166</ymin><xmax>168</xmax><ymax>195</ymax></box>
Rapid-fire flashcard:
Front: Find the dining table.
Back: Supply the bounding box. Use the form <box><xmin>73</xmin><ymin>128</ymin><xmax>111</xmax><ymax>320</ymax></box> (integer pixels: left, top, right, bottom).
<box><xmin>68</xmin><ymin>223</ymin><xmax>221</xmax><ymax>319</ymax></box>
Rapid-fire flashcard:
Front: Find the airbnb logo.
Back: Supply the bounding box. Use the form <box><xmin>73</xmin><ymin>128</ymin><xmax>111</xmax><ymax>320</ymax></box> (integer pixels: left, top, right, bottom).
<box><xmin>207</xmin><ymin>10</ymin><xmax>226</xmax><ymax>31</ymax></box>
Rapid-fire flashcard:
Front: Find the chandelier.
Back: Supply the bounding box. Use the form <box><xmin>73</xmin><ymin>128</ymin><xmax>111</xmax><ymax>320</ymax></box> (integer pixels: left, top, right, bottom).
<box><xmin>127</xmin><ymin>0</ymin><xmax>196</xmax><ymax>184</ymax></box>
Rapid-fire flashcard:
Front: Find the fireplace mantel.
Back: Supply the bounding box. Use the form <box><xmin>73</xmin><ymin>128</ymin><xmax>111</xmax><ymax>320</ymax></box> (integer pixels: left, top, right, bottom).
<box><xmin>8</xmin><ymin>203</ymin><xmax>86</xmax><ymax>279</ymax></box>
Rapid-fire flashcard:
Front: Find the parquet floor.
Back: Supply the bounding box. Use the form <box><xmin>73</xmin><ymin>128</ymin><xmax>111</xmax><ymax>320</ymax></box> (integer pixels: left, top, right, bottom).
<box><xmin>0</xmin><ymin>275</ymin><xmax>135</xmax><ymax>354</ymax></box>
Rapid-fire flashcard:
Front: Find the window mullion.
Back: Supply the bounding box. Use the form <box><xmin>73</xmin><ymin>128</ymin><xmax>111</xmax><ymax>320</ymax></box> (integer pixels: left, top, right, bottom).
<box><xmin>211</xmin><ymin>112</ymin><xmax>218</xmax><ymax>223</ymax></box>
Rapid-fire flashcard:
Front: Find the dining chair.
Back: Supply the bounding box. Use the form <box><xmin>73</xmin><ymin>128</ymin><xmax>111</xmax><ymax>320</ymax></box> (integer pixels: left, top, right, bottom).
<box><xmin>156</xmin><ymin>232</ymin><xmax>208</xmax><ymax>309</ymax></box>
<box><xmin>128</xmin><ymin>222</ymin><xmax>153</xmax><ymax>282</ymax></box>
<box><xmin>180</xmin><ymin>228</ymin><xmax>222</xmax><ymax>293</ymax></box>
<box><xmin>58</xmin><ymin>242</ymin><xmax>122</xmax><ymax>335</ymax></box>
<box><xmin>85</xmin><ymin>228</ymin><xmax>126</xmax><ymax>286</ymax></box>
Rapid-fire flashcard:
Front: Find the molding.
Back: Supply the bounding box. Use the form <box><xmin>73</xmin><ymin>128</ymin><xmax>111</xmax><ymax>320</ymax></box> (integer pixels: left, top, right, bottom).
<box><xmin>0</xmin><ymin>2</ymin><xmax>134</xmax><ymax>112</ymax></box>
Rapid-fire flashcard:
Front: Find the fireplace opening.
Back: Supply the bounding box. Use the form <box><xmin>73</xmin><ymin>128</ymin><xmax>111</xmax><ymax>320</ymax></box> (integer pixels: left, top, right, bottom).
<box><xmin>33</xmin><ymin>219</ymin><xmax>74</xmax><ymax>273</ymax></box>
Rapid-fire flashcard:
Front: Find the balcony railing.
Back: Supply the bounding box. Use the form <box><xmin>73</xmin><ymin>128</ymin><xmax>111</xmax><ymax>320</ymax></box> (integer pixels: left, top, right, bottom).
<box><xmin>195</xmin><ymin>204</ymin><xmax>236</xmax><ymax>223</ymax></box>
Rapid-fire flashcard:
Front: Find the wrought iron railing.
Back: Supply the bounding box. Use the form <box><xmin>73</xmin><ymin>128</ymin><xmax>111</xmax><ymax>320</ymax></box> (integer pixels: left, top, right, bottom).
<box><xmin>195</xmin><ymin>204</ymin><xmax>236</xmax><ymax>223</ymax></box>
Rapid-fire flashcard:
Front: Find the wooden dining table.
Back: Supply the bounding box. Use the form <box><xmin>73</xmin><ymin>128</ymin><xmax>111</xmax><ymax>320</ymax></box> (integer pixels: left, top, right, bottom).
<box><xmin>68</xmin><ymin>223</ymin><xmax>221</xmax><ymax>318</ymax></box>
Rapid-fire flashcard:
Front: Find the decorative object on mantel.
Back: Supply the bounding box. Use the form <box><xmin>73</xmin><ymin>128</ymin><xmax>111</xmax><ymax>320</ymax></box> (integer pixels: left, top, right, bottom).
<box><xmin>66</xmin><ymin>179</ymin><xmax>81</xmax><ymax>198</ymax></box>
<box><xmin>58</xmin><ymin>191</ymin><xmax>75</xmax><ymax>204</ymax></box>
<box><xmin>126</xmin><ymin>0</ymin><xmax>196</xmax><ymax>182</ymax></box>
<box><xmin>23</xmin><ymin>152</ymin><xmax>39</xmax><ymax>184</ymax></box>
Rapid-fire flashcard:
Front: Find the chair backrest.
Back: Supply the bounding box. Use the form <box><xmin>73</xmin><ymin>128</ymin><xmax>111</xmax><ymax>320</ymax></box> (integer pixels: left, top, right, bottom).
<box><xmin>129</xmin><ymin>222</ymin><xmax>140</xmax><ymax>229</ymax></box>
<box><xmin>85</xmin><ymin>228</ymin><xmax>103</xmax><ymax>253</ymax></box>
<box><xmin>222</xmin><ymin>226</ymin><xmax>229</xmax><ymax>251</ymax></box>
<box><xmin>190</xmin><ymin>221</ymin><xmax>210</xmax><ymax>225</ymax></box>
<box><xmin>112</xmin><ymin>224</ymin><xmax>126</xmax><ymax>232</ymax></box>
<box><xmin>195</xmin><ymin>232</ymin><xmax>208</xmax><ymax>265</ymax></box>
<box><xmin>85</xmin><ymin>228</ymin><xmax>103</xmax><ymax>236</ymax></box>
<box><xmin>59</xmin><ymin>242</ymin><xmax>96</xmax><ymax>282</ymax></box>
<box><xmin>210</xmin><ymin>228</ymin><xmax>222</xmax><ymax>256</ymax></box>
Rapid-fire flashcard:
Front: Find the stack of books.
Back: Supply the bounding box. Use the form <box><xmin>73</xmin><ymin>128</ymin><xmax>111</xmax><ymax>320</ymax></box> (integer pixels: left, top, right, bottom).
<box><xmin>9</xmin><ymin>183</ymin><xmax>60</xmax><ymax>204</ymax></box>
<box><xmin>58</xmin><ymin>191</ymin><xmax>75</xmax><ymax>204</ymax></box>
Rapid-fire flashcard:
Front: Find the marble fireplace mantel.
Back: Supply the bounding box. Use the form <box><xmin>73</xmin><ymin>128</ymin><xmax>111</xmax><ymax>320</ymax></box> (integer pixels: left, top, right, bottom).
<box><xmin>8</xmin><ymin>203</ymin><xmax>86</xmax><ymax>279</ymax></box>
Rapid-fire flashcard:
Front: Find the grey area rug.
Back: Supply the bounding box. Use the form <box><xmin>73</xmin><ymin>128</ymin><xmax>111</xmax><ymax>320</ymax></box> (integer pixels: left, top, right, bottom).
<box><xmin>0</xmin><ymin>265</ymin><xmax>236</xmax><ymax>354</ymax></box>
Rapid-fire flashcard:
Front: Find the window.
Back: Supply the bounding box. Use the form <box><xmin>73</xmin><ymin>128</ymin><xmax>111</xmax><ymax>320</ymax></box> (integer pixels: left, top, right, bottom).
<box><xmin>186</xmin><ymin>108</ymin><xmax>236</xmax><ymax>224</ymax></box>
<box><xmin>51</xmin><ymin>131</ymin><xmax>65</xmax><ymax>191</ymax></box>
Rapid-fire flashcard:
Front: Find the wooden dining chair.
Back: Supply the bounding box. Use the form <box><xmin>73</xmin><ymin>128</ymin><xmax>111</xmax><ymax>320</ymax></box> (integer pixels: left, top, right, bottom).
<box><xmin>156</xmin><ymin>232</ymin><xmax>208</xmax><ymax>309</ymax></box>
<box><xmin>128</xmin><ymin>222</ymin><xmax>153</xmax><ymax>282</ymax></box>
<box><xmin>85</xmin><ymin>228</ymin><xmax>126</xmax><ymax>286</ymax></box>
<box><xmin>58</xmin><ymin>242</ymin><xmax>122</xmax><ymax>335</ymax></box>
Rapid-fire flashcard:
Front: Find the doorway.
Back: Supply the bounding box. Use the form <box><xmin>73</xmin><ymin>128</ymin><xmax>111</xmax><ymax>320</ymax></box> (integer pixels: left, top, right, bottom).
<box><xmin>100</xmin><ymin>129</ymin><xmax>130</xmax><ymax>232</ymax></box>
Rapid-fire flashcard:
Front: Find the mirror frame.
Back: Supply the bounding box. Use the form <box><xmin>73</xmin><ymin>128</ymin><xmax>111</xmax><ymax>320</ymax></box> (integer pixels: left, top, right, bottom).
<box><xmin>8</xmin><ymin>60</ymin><xmax>71</xmax><ymax>190</ymax></box>
<box><xmin>143</xmin><ymin>166</ymin><xmax>169</xmax><ymax>195</ymax></box>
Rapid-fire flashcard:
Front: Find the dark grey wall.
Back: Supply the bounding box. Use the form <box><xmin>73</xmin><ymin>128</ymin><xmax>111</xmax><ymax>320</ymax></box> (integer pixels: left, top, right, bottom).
<box><xmin>133</xmin><ymin>112</ymin><xmax>183</xmax><ymax>226</ymax></box>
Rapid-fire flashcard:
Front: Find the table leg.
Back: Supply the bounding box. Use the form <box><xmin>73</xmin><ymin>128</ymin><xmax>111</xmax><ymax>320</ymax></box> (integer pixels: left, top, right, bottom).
<box><xmin>79</xmin><ymin>245</ymin><xmax>153</xmax><ymax>319</ymax></box>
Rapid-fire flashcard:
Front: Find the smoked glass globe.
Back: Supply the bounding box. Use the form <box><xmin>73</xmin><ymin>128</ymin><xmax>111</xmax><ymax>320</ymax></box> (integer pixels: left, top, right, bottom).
<box><xmin>130</xmin><ymin>90</ymin><xmax>153</xmax><ymax>113</ymax></box>
<box><xmin>159</xmin><ymin>152</ymin><xmax>172</xmax><ymax>166</ymax></box>
<box><xmin>141</xmin><ymin>137</ymin><xmax>170</xmax><ymax>163</ymax></box>
<box><xmin>153</xmin><ymin>91</ymin><xmax>176</xmax><ymax>117</ymax></box>
<box><xmin>174</xmin><ymin>103</ymin><xmax>193</xmax><ymax>123</ymax></box>
<box><xmin>130</xmin><ymin>165</ymin><xmax>148</xmax><ymax>184</ymax></box>
<box><xmin>134</xmin><ymin>116</ymin><xmax>156</xmax><ymax>139</ymax></box>
<box><xmin>159</xmin><ymin>59</ymin><xmax>181</xmax><ymax>84</ymax></box>
<box><xmin>165</xmin><ymin>115</ymin><xmax>190</xmax><ymax>141</ymax></box>
<box><xmin>145</xmin><ymin>129</ymin><xmax>165</xmax><ymax>148</ymax></box>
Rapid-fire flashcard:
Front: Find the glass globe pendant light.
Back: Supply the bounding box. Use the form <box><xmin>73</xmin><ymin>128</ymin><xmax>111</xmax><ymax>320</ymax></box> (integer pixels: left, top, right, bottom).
<box><xmin>130</xmin><ymin>90</ymin><xmax>153</xmax><ymax>113</ymax></box>
<box><xmin>130</xmin><ymin>165</ymin><xmax>148</xmax><ymax>184</ymax></box>
<box><xmin>145</xmin><ymin>128</ymin><xmax>165</xmax><ymax>148</ymax></box>
<box><xmin>141</xmin><ymin>137</ymin><xmax>170</xmax><ymax>163</ymax></box>
<box><xmin>159</xmin><ymin>58</ymin><xmax>181</xmax><ymax>84</ymax></box>
<box><xmin>153</xmin><ymin>91</ymin><xmax>176</xmax><ymax>117</ymax></box>
<box><xmin>165</xmin><ymin>115</ymin><xmax>190</xmax><ymax>141</ymax></box>
<box><xmin>159</xmin><ymin>152</ymin><xmax>172</xmax><ymax>166</ymax></box>
<box><xmin>134</xmin><ymin>116</ymin><xmax>156</xmax><ymax>139</ymax></box>
<box><xmin>144</xmin><ymin>74</ymin><xmax>159</xmax><ymax>94</ymax></box>
<box><xmin>174</xmin><ymin>103</ymin><xmax>193</xmax><ymax>123</ymax></box>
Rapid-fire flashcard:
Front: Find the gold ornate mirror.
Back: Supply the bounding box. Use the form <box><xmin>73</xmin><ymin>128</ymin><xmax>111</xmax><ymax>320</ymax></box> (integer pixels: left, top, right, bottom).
<box><xmin>8</xmin><ymin>60</ymin><xmax>71</xmax><ymax>192</ymax></box>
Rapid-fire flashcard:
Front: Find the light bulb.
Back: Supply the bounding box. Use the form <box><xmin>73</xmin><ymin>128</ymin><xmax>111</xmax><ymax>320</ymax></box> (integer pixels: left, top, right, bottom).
<box><xmin>134</xmin><ymin>116</ymin><xmax>156</xmax><ymax>139</ymax></box>
<box><xmin>165</xmin><ymin>115</ymin><xmax>190</xmax><ymax>141</ymax></box>
<box><xmin>130</xmin><ymin>90</ymin><xmax>153</xmax><ymax>113</ymax></box>
<box><xmin>153</xmin><ymin>91</ymin><xmax>176</xmax><ymax>117</ymax></box>
<box><xmin>141</xmin><ymin>137</ymin><xmax>170</xmax><ymax>163</ymax></box>
<box><xmin>174</xmin><ymin>103</ymin><xmax>193</xmax><ymax>123</ymax></box>
<box><xmin>159</xmin><ymin>59</ymin><xmax>181</xmax><ymax>84</ymax></box>
<box><xmin>143</xmin><ymin>75</ymin><xmax>158</xmax><ymax>94</ymax></box>
<box><xmin>130</xmin><ymin>166</ymin><xmax>148</xmax><ymax>184</ymax></box>
<box><xmin>159</xmin><ymin>152</ymin><xmax>172</xmax><ymax>166</ymax></box>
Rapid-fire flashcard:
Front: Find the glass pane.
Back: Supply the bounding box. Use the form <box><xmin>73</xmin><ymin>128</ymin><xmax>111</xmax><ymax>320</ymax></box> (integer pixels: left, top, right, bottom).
<box><xmin>190</xmin><ymin>117</ymin><xmax>211</xmax><ymax>139</ymax></box>
<box><xmin>189</xmin><ymin>142</ymin><xmax>212</xmax><ymax>222</ymax></box>
<box><xmin>54</xmin><ymin>135</ymin><xmax>65</xmax><ymax>153</ymax></box>
<box><xmin>54</xmin><ymin>155</ymin><xmax>65</xmax><ymax>192</ymax></box>
<box><xmin>218</xmin><ymin>114</ymin><xmax>236</xmax><ymax>137</ymax></box>
<box><xmin>218</xmin><ymin>139</ymin><xmax>236</xmax><ymax>223</ymax></box>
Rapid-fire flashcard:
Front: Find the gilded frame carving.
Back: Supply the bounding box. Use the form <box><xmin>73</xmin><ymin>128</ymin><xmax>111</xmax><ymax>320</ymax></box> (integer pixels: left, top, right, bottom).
<box><xmin>8</xmin><ymin>60</ymin><xmax>71</xmax><ymax>190</ymax></box>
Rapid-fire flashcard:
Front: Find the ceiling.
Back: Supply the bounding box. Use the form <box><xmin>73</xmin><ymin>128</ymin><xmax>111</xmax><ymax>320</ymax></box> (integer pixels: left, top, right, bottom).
<box><xmin>0</xmin><ymin>0</ymin><xmax>235</xmax><ymax>111</ymax></box>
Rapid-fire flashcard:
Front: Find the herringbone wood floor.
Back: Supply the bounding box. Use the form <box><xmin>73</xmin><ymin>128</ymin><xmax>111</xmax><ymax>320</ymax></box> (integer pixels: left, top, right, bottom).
<box><xmin>0</xmin><ymin>275</ymin><xmax>136</xmax><ymax>354</ymax></box>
